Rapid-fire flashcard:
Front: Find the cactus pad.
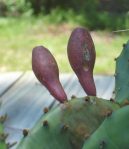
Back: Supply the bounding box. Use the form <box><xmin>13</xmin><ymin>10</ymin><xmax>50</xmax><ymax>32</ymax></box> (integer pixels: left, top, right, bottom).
<box><xmin>0</xmin><ymin>115</ymin><xmax>7</xmax><ymax>149</ymax></box>
<box><xmin>16</xmin><ymin>97</ymin><xmax>119</xmax><ymax>149</ymax></box>
<box><xmin>82</xmin><ymin>105</ymin><xmax>129</xmax><ymax>149</ymax></box>
<box><xmin>115</xmin><ymin>41</ymin><xmax>129</xmax><ymax>104</ymax></box>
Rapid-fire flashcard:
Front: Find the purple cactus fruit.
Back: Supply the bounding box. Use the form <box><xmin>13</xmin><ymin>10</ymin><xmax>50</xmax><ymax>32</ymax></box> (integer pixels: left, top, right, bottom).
<box><xmin>67</xmin><ymin>27</ymin><xmax>96</xmax><ymax>96</ymax></box>
<box><xmin>32</xmin><ymin>46</ymin><xmax>67</xmax><ymax>103</ymax></box>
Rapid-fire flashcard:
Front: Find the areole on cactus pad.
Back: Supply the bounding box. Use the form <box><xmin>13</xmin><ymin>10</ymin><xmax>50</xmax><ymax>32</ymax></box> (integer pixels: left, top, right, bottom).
<box><xmin>3</xmin><ymin>27</ymin><xmax>129</xmax><ymax>149</ymax></box>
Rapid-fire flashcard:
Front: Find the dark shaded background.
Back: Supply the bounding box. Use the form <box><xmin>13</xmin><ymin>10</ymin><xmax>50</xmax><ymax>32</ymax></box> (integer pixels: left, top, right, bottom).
<box><xmin>0</xmin><ymin>0</ymin><xmax>129</xmax><ymax>30</ymax></box>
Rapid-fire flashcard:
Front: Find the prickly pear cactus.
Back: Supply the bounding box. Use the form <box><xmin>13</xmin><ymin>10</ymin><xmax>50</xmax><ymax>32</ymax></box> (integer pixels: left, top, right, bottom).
<box><xmin>15</xmin><ymin>27</ymin><xmax>129</xmax><ymax>149</ymax></box>
<box><xmin>82</xmin><ymin>105</ymin><xmax>129</xmax><ymax>149</ymax></box>
<box><xmin>16</xmin><ymin>97</ymin><xmax>119</xmax><ymax>149</ymax></box>
<box><xmin>115</xmin><ymin>41</ymin><xmax>129</xmax><ymax>104</ymax></box>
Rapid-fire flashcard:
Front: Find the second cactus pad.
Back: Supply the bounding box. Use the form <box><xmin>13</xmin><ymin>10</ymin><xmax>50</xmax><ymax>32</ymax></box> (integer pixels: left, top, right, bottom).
<box><xmin>16</xmin><ymin>97</ymin><xmax>119</xmax><ymax>149</ymax></box>
<box><xmin>0</xmin><ymin>115</ymin><xmax>7</xmax><ymax>149</ymax></box>
<box><xmin>82</xmin><ymin>105</ymin><xmax>129</xmax><ymax>149</ymax></box>
<box><xmin>115</xmin><ymin>41</ymin><xmax>129</xmax><ymax>104</ymax></box>
<box><xmin>0</xmin><ymin>123</ymin><xmax>6</xmax><ymax>149</ymax></box>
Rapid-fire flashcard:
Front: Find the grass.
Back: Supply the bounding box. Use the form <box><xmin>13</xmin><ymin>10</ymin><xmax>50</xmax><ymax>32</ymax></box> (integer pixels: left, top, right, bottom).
<box><xmin>0</xmin><ymin>16</ymin><xmax>128</xmax><ymax>74</ymax></box>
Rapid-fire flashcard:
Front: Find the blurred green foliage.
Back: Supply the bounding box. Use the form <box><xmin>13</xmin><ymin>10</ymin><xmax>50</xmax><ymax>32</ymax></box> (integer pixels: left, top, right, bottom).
<box><xmin>0</xmin><ymin>0</ymin><xmax>32</xmax><ymax>16</ymax></box>
<box><xmin>0</xmin><ymin>0</ymin><xmax>129</xmax><ymax>30</ymax></box>
<box><xmin>0</xmin><ymin>17</ymin><xmax>128</xmax><ymax>73</ymax></box>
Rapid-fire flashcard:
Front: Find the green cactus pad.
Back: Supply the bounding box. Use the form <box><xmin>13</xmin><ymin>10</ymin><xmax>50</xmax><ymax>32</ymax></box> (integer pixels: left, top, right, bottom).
<box><xmin>82</xmin><ymin>105</ymin><xmax>129</xmax><ymax>149</ymax></box>
<box><xmin>115</xmin><ymin>41</ymin><xmax>129</xmax><ymax>104</ymax></box>
<box><xmin>0</xmin><ymin>116</ymin><xmax>7</xmax><ymax>149</ymax></box>
<box><xmin>16</xmin><ymin>97</ymin><xmax>119</xmax><ymax>149</ymax></box>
